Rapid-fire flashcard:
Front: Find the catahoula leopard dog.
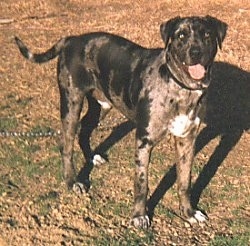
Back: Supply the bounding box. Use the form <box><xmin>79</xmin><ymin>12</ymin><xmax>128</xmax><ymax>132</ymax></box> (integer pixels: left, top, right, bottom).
<box><xmin>15</xmin><ymin>15</ymin><xmax>227</xmax><ymax>229</ymax></box>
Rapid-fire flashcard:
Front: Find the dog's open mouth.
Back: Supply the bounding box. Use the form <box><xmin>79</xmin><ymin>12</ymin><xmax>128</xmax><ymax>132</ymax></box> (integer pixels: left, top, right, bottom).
<box><xmin>183</xmin><ymin>63</ymin><xmax>206</xmax><ymax>80</ymax></box>
<box><xmin>188</xmin><ymin>64</ymin><xmax>206</xmax><ymax>80</ymax></box>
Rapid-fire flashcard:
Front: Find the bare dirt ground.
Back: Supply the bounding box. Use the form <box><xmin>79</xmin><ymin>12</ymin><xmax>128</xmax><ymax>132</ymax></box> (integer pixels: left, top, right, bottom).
<box><xmin>0</xmin><ymin>0</ymin><xmax>249</xmax><ymax>245</ymax></box>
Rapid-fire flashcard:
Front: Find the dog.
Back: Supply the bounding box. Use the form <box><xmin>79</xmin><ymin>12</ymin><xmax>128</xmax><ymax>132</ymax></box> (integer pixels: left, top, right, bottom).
<box><xmin>15</xmin><ymin>15</ymin><xmax>227</xmax><ymax>229</ymax></box>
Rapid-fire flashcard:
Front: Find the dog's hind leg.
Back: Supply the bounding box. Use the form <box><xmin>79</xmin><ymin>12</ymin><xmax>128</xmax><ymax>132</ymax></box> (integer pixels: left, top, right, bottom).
<box><xmin>75</xmin><ymin>93</ymin><xmax>106</xmax><ymax>193</ymax></box>
<box><xmin>59</xmin><ymin>82</ymin><xmax>84</xmax><ymax>190</ymax></box>
<box><xmin>79</xmin><ymin>93</ymin><xmax>108</xmax><ymax>165</ymax></box>
<box><xmin>57</xmin><ymin>60</ymin><xmax>86</xmax><ymax>190</ymax></box>
<box><xmin>59</xmin><ymin>85</ymin><xmax>84</xmax><ymax>190</ymax></box>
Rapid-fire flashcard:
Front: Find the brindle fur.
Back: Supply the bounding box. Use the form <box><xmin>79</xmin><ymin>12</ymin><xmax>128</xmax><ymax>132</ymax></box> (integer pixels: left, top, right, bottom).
<box><xmin>15</xmin><ymin>16</ymin><xmax>227</xmax><ymax>229</ymax></box>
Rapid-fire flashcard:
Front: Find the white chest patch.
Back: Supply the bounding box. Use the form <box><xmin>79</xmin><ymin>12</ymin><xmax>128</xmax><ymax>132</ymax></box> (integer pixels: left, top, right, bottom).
<box><xmin>168</xmin><ymin>114</ymin><xmax>200</xmax><ymax>138</ymax></box>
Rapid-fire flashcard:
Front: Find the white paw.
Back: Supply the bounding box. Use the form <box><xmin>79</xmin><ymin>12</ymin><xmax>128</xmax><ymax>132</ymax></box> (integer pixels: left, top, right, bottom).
<box><xmin>188</xmin><ymin>210</ymin><xmax>208</xmax><ymax>224</ymax></box>
<box><xmin>72</xmin><ymin>182</ymin><xmax>87</xmax><ymax>195</ymax></box>
<box><xmin>91</xmin><ymin>154</ymin><xmax>106</xmax><ymax>166</ymax></box>
<box><xmin>97</xmin><ymin>100</ymin><xmax>112</xmax><ymax>110</ymax></box>
<box><xmin>132</xmin><ymin>215</ymin><xmax>150</xmax><ymax>229</ymax></box>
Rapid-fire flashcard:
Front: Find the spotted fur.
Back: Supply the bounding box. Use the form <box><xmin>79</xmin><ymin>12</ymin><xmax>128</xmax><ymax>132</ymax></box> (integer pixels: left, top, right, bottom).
<box><xmin>15</xmin><ymin>16</ymin><xmax>227</xmax><ymax>229</ymax></box>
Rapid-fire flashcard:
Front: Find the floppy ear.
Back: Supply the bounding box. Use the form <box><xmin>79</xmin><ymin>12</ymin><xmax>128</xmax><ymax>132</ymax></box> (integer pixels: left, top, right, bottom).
<box><xmin>205</xmin><ymin>15</ymin><xmax>227</xmax><ymax>49</ymax></box>
<box><xmin>160</xmin><ymin>16</ymin><xmax>181</xmax><ymax>47</ymax></box>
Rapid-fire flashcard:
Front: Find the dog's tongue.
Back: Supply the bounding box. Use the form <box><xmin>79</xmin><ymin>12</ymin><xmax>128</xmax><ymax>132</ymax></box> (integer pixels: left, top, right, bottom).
<box><xmin>188</xmin><ymin>64</ymin><xmax>205</xmax><ymax>80</ymax></box>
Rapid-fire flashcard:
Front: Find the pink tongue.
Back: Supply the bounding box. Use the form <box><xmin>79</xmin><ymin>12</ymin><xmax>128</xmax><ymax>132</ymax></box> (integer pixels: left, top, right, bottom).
<box><xmin>188</xmin><ymin>64</ymin><xmax>205</xmax><ymax>80</ymax></box>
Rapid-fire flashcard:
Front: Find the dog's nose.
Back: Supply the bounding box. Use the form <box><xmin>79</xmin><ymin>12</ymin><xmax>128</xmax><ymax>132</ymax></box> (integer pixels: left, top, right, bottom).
<box><xmin>189</xmin><ymin>46</ymin><xmax>202</xmax><ymax>61</ymax></box>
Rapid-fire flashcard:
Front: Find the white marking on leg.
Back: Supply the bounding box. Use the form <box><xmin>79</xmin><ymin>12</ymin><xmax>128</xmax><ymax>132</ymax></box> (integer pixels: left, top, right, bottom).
<box><xmin>92</xmin><ymin>154</ymin><xmax>106</xmax><ymax>166</ymax></box>
<box><xmin>28</xmin><ymin>51</ymin><xmax>34</xmax><ymax>60</ymax></box>
<box><xmin>194</xmin><ymin>116</ymin><xmax>200</xmax><ymax>126</ymax></box>
<box><xmin>97</xmin><ymin>100</ymin><xmax>112</xmax><ymax>110</ymax></box>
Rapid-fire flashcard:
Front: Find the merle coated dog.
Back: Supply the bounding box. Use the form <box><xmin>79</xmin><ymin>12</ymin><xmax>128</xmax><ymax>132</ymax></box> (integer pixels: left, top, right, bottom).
<box><xmin>15</xmin><ymin>15</ymin><xmax>227</xmax><ymax>229</ymax></box>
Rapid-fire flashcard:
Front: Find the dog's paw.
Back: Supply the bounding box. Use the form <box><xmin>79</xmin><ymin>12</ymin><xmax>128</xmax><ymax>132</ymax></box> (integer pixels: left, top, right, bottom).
<box><xmin>187</xmin><ymin>210</ymin><xmax>208</xmax><ymax>224</ymax></box>
<box><xmin>91</xmin><ymin>154</ymin><xmax>106</xmax><ymax>166</ymax></box>
<box><xmin>131</xmin><ymin>215</ymin><xmax>150</xmax><ymax>229</ymax></box>
<box><xmin>72</xmin><ymin>182</ymin><xmax>89</xmax><ymax>195</ymax></box>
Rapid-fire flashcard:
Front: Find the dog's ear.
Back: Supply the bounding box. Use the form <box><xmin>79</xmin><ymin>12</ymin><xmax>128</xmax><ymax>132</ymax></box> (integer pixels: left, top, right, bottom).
<box><xmin>160</xmin><ymin>17</ymin><xmax>181</xmax><ymax>47</ymax></box>
<box><xmin>205</xmin><ymin>15</ymin><xmax>227</xmax><ymax>49</ymax></box>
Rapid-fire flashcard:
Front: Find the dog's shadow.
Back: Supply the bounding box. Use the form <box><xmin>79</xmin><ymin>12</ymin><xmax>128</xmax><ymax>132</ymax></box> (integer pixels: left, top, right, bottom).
<box><xmin>147</xmin><ymin>62</ymin><xmax>250</xmax><ymax>216</ymax></box>
<box><xmin>79</xmin><ymin>62</ymin><xmax>249</xmax><ymax>218</ymax></box>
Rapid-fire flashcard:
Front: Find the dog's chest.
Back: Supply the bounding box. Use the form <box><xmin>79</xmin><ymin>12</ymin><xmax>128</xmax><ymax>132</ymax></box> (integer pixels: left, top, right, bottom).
<box><xmin>147</xmin><ymin>82</ymin><xmax>203</xmax><ymax>138</ymax></box>
<box><xmin>168</xmin><ymin>89</ymin><xmax>203</xmax><ymax>137</ymax></box>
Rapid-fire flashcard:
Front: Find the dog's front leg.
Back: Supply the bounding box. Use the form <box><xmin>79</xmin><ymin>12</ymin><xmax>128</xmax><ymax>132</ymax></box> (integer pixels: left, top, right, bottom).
<box><xmin>132</xmin><ymin>137</ymin><xmax>153</xmax><ymax>229</ymax></box>
<box><xmin>175</xmin><ymin>130</ymin><xmax>208</xmax><ymax>224</ymax></box>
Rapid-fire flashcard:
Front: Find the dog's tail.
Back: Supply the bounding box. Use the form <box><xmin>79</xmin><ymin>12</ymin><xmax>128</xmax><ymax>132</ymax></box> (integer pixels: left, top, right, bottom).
<box><xmin>15</xmin><ymin>36</ymin><xmax>66</xmax><ymax>63</ymax></box>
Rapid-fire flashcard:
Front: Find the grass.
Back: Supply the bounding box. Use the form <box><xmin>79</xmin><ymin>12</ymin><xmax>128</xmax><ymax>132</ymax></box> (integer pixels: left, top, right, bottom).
<box><xmin>156</xmin><ymin>203</ymin><xmax>176</xmax><ymax>219</ymax></box>
<box><xmin>209</xmin><ymin>234</ymin><xmax>250</xmax><ymax>246</ymax></box>
<box><xmin>0</xmin><ymin>114</ymin><xmax>249</xmax><ymax>246</ymax></box>
<box><xmin>36</xmin><ymin>191</ymin><xmax>60</xmax><ymax>217</ymax></box>
<box><xmin>220</xmin><ymin>215</ymin><xmax>250</xmax><ymax>245</ymax></box>
<box><xmin>0</xmin><ymin>117</ymin><xmax>18</xmax><ymax>131</ymax></box>
<box><xmin>85</xmin><ymin>229</ymin><xmax>156</xmax><ymax>246</ymax></box>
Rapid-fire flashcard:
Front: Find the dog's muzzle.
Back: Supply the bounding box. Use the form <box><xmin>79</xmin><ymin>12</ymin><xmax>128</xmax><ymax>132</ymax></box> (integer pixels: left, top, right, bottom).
<box><xmin>184</xmin><ymin>47</ymin><xmax>208</xmax><ymax>82</ymax></box>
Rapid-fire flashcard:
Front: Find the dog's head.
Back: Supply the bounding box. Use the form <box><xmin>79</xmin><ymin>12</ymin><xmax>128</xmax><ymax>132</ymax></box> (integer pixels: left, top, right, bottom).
<box><xmin>160</xmin><ymin>16</ymin><xmax>227</xmax><ymax>90</ymax></box>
